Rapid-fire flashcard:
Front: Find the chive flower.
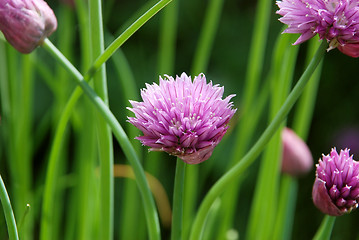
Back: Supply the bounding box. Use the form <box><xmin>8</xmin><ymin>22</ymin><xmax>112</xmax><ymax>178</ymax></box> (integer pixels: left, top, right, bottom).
<box><xmin>312</xmin><ymin>148</ymin><xmax>359</xmax><ymax>216</ymax></box>
<box><xmin>281</xmin><ymin>127</ymin><xmax>313</xmax><ymax>176</ymax></box>
<box><xmin>276</xmin><ymin>0</ymin><xmax>359</xmax><ymax>57</ymax></box>
<box><xmin>127</xmin><ymin>73</ymin><xmax>236</xmax><ymax>164</ymax></box>
<box><xmin>0</xmin><ymin>0</ymin><xmax>57</xmax><ymax>54</ymax></box>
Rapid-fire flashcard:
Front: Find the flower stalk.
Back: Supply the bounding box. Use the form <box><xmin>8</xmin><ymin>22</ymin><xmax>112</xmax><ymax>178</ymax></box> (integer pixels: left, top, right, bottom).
<box><xmin>189</xmin><ymin>40</ymin><xmax>327</xmax><ymax>240</ymax></box>
<box><xmin>42</xmin><ymin>38</ymin><xmax>161</xmax><ymax>240</ymax></box>
<box><xmin>313</xmin><ymin>215</ymin><xmax>336</xmax><ymax>240</ymax></box>
<box><xmin>88</xmin><ymin>0</ymin><xmax>114</xmax><ymax>239</ymax></box>
<box><xmin>0</xmin><ymin>175</ymin><xmax>19</xmax><ymax>240</ymax></box>
<box><xmin>171</xmin><ymin>158</ymin><xmax>186</xmax><ymax>240</ymax></box>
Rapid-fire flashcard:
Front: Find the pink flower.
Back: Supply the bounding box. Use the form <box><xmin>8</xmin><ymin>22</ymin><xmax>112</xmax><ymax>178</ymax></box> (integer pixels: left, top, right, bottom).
<box><xmin>276</xmin><ymin>0</ymin><xmax>359</xmax><ymax>57</ymax></box>
<box><xmin>127</xmin><ymin>73</ymin><xmax>236</xmax><ymax>164</ymax></box>
<box><xmin>0</xmin><ymin>0</ymin><xmax>57</xmax><ymax>53</ymax></box>
<box><xmin>281</xmin><ymin>128</ymin><xmax>313</xmax><ymax>176</ymax></box>
<box><xmin>312</xmin><ymin>148</ymin><xmax>359</xmax><ymax>216</ymax></box>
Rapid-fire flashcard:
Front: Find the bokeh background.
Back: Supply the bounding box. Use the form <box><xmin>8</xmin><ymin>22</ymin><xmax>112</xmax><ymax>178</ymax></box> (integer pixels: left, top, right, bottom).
<box><xmin>1</xmin><ymin>0</ymin><xmax>359</xmax><ymax>239</ymax></box>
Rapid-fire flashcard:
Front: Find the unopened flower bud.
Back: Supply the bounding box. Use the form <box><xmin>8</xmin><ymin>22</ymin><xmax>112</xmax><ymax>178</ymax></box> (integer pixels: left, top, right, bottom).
<box><xmin>281</xmin><ymin>127</ymin><xmax>313</xmax><ymax>176</ymax></box>
<box><xmin>312</xmin><ymin>148</ymin><xmax>359</xmax><ymax>216</ymax></box>
<box><xmin>0</xmin><ymin>0</ymin><xmax>57</xmax><ymax>53</ymax></box>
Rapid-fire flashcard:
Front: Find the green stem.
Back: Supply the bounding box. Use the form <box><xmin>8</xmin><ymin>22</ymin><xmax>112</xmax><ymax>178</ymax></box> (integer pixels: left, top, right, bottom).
<box><xmin>189</xmin><ymin>41</ymin><xmax>328</xmax><ymax>240</ymax></box>
<box><xmin>185</xmin><ymin>0</ymin><xmax>224</xmax><ymax>237</ymax></box>
<box><xmin>108</xmin><ymin>37</ymin><xmax>144</xmax><ymax>240</ymax></box>
<box><xmin>40</xmin><ymin>88</ymin><xmax>81</xmax><ymax>240</ymax></box>
<box><xmin>191</xmin><ymin>0</ymin><xmax>224</xmax><ymax>74</ymax></box>
<box><xmin>0</xmin><ymin>175</ymin><xmax>19</xmax><ymax>240</ymax></box>
<box><xmin>292</xmin><ymin>37</ymin><xmax>323</xmax><ymax>140</ymax></box>
<box><xmin>42</xmin><ymin>39</ymin><xmax>161</xmax><ymax>240</ymax></box>
<box><xmin>229</xmin><ymin>0</ymin><xmax>273</xmax><ymax>162</ymax></box>
<box><xmin>171</xmin><ymin>159</ymin><xmax>186</xmax><ymax>240</ymax></box>
<box><xmin>89</xmin><ymin>0</ymin><xmax>114</xmax><ymax>239</ymax></box>
<box><xmin>87</xmin><ymin>0</ymin><xmax>172</xmax><ymax>76</ymax></box>
<box><xmin>158</xmin><ymin>0</ymin><xmax>177</xmax><ymax>74</ymax></box>
<box><xmin>246</xmin><ymin>33</ymin><xmax>299</xmax><ymax>240</ymax></box>
<box><xmin>272</xmin><ymin>37</ymin><xmax>323</xmax><ymax>240</ymax></box>
<box><xmin>39</xmin><ymin>1</ymin><xmax>171</xmax><ymax>238</ymax></box>
<box><xmin>313</xmin><ymin>215</ymin><xmax>336</xmax><ymax>240</ymax></box>
<box><xmin>272</xmin><ymin>175</ymin><xmax>298</xmax><ymax>240</ymax></box>
<box><xmin>217</xmin><ymin>0</ymin><xmax>273</xmax><ymax>234</ymax></box>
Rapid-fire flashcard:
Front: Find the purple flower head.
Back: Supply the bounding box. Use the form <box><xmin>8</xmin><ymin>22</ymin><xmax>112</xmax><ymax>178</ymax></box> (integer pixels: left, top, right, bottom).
<box><xmin>0</xmin><ymin>0</ymin><xmax>57</xmax><ymax>54</ymax></box>
<box><xmin>276</xmin><ymin>0</ymin><xmax>359</xmax><ymax>57</ymax></box>
<box><xmin>127</xmin><ymin>73</ymin><xmax>237</xmax><ymax>164</ymax></box>
<box><xmin>312</xmin><ymin>148</ymin><xmax>359</xmax><ymax>216</ymax></box>
<box><xmin>281</xmin><ymin>127</ymin><xmax>313</xmax><ymax>176</ymax></box>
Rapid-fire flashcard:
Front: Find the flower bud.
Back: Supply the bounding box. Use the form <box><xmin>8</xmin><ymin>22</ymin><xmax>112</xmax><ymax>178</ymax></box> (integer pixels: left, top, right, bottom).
<box><xmin>312</xmin><ymin>148</ymin><xmax>359</xmax><ymax>216</ymax></box>
<box><xmin>0</xmin><ymin>0</ymin><xmax>57</xmax><ymax>53</ymax></box>
<box><xmin>281</xmin><ymin>127</ymin><xmax>313</xmax><ymax>176</ymax></box>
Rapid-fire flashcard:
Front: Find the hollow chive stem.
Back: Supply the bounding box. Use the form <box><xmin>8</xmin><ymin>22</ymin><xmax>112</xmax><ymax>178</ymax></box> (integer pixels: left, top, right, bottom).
<box><xmin>171</xmin><ymin>158</ymin><xmax>186</xmax><ymax>240</ymax></box>
<box><xmin>42</xmin><ymin>39</ymin><xmax>161</xmax><ymax>240</ymax></box>
<box><xmin>189</xmin><ymin>40</ymin><xmax>328</xmax><ymax>240</ymax></box>
<box><xmin>313</xmin><ymin>215</ymin><xmax>336</xmax><ymax>240</ymax></box>
<box><xmin>0</xmin><ymin>175</ymin><xmax>19</xmax><ymax>240</ymax></box>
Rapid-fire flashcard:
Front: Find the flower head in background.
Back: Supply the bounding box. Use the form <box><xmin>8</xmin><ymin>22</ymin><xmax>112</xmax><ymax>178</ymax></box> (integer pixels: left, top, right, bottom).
<box><xmin>127</xmin><ymin>73</ymin><xmax>236</xmax><ymax>164</ymax></box>
<box><xmin>0</xmin><ymin>0</ymin><xmax>57</xmax><ymax>53</ymax></box>
<box><xmin>276</xmin><ymin>0</ymin><xmax>359</xmax><ymax>57</ymax></box>
<box><xmin>281</xmin><ymin>127</ymin><xmax>313</xmax><ymax>176</ymax></box>
<box><xmin>312</xmin><ymin>148</ymin><xmax>359</xmax><ymax>216</ymax></box>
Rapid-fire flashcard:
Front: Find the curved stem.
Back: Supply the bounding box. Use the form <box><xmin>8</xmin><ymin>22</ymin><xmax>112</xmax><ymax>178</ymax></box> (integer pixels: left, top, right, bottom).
<box><xmin>189</xmin><ymin>41</ymin><xmax>328</xmax><ymax>240</ymax></box>
<box><xmin>42</xmin><ymin>39</ymin><xmax>161</xmax><ymax>240</ymax></box>
<box><xmin>0</xmin><ymin>175</ymin><xmax>19</xmax><ymax>240</ymax></box>
<box><xmin>40</xmin><ymin>88</ymin><xmax>82</xmax><ymax>240</ymax></box>
<box><xmin>87</xmin><ymin>0</ymin><xmax>172</xmax><ymax>76</ymax></box>
<box><xmin>171</xmin><ymin>158</ymin><xmax>186</xmax><ymax>240</ymax></box>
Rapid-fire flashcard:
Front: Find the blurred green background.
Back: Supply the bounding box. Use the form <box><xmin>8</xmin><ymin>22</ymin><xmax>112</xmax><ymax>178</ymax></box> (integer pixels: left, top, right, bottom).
<box><xmin>1</xmin><ymin>0</ymin><xmax>359</xmax><ymax>239</ymax></box>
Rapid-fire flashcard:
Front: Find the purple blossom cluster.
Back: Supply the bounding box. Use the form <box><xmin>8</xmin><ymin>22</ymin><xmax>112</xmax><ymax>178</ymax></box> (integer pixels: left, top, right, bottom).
<box><xmin>127</xmin><ymin>73</ymin><xmax>236</xmax><ymax>164</ymax></box>
<box><xmin>313</xmin><ymin>148</ymin><xmax>359</xmax><ymax>216</ymax></box>
<box><xmin>277</xmin><ymin>0</ymin><xmax>359</xmax><ymax>57</ymax></box>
